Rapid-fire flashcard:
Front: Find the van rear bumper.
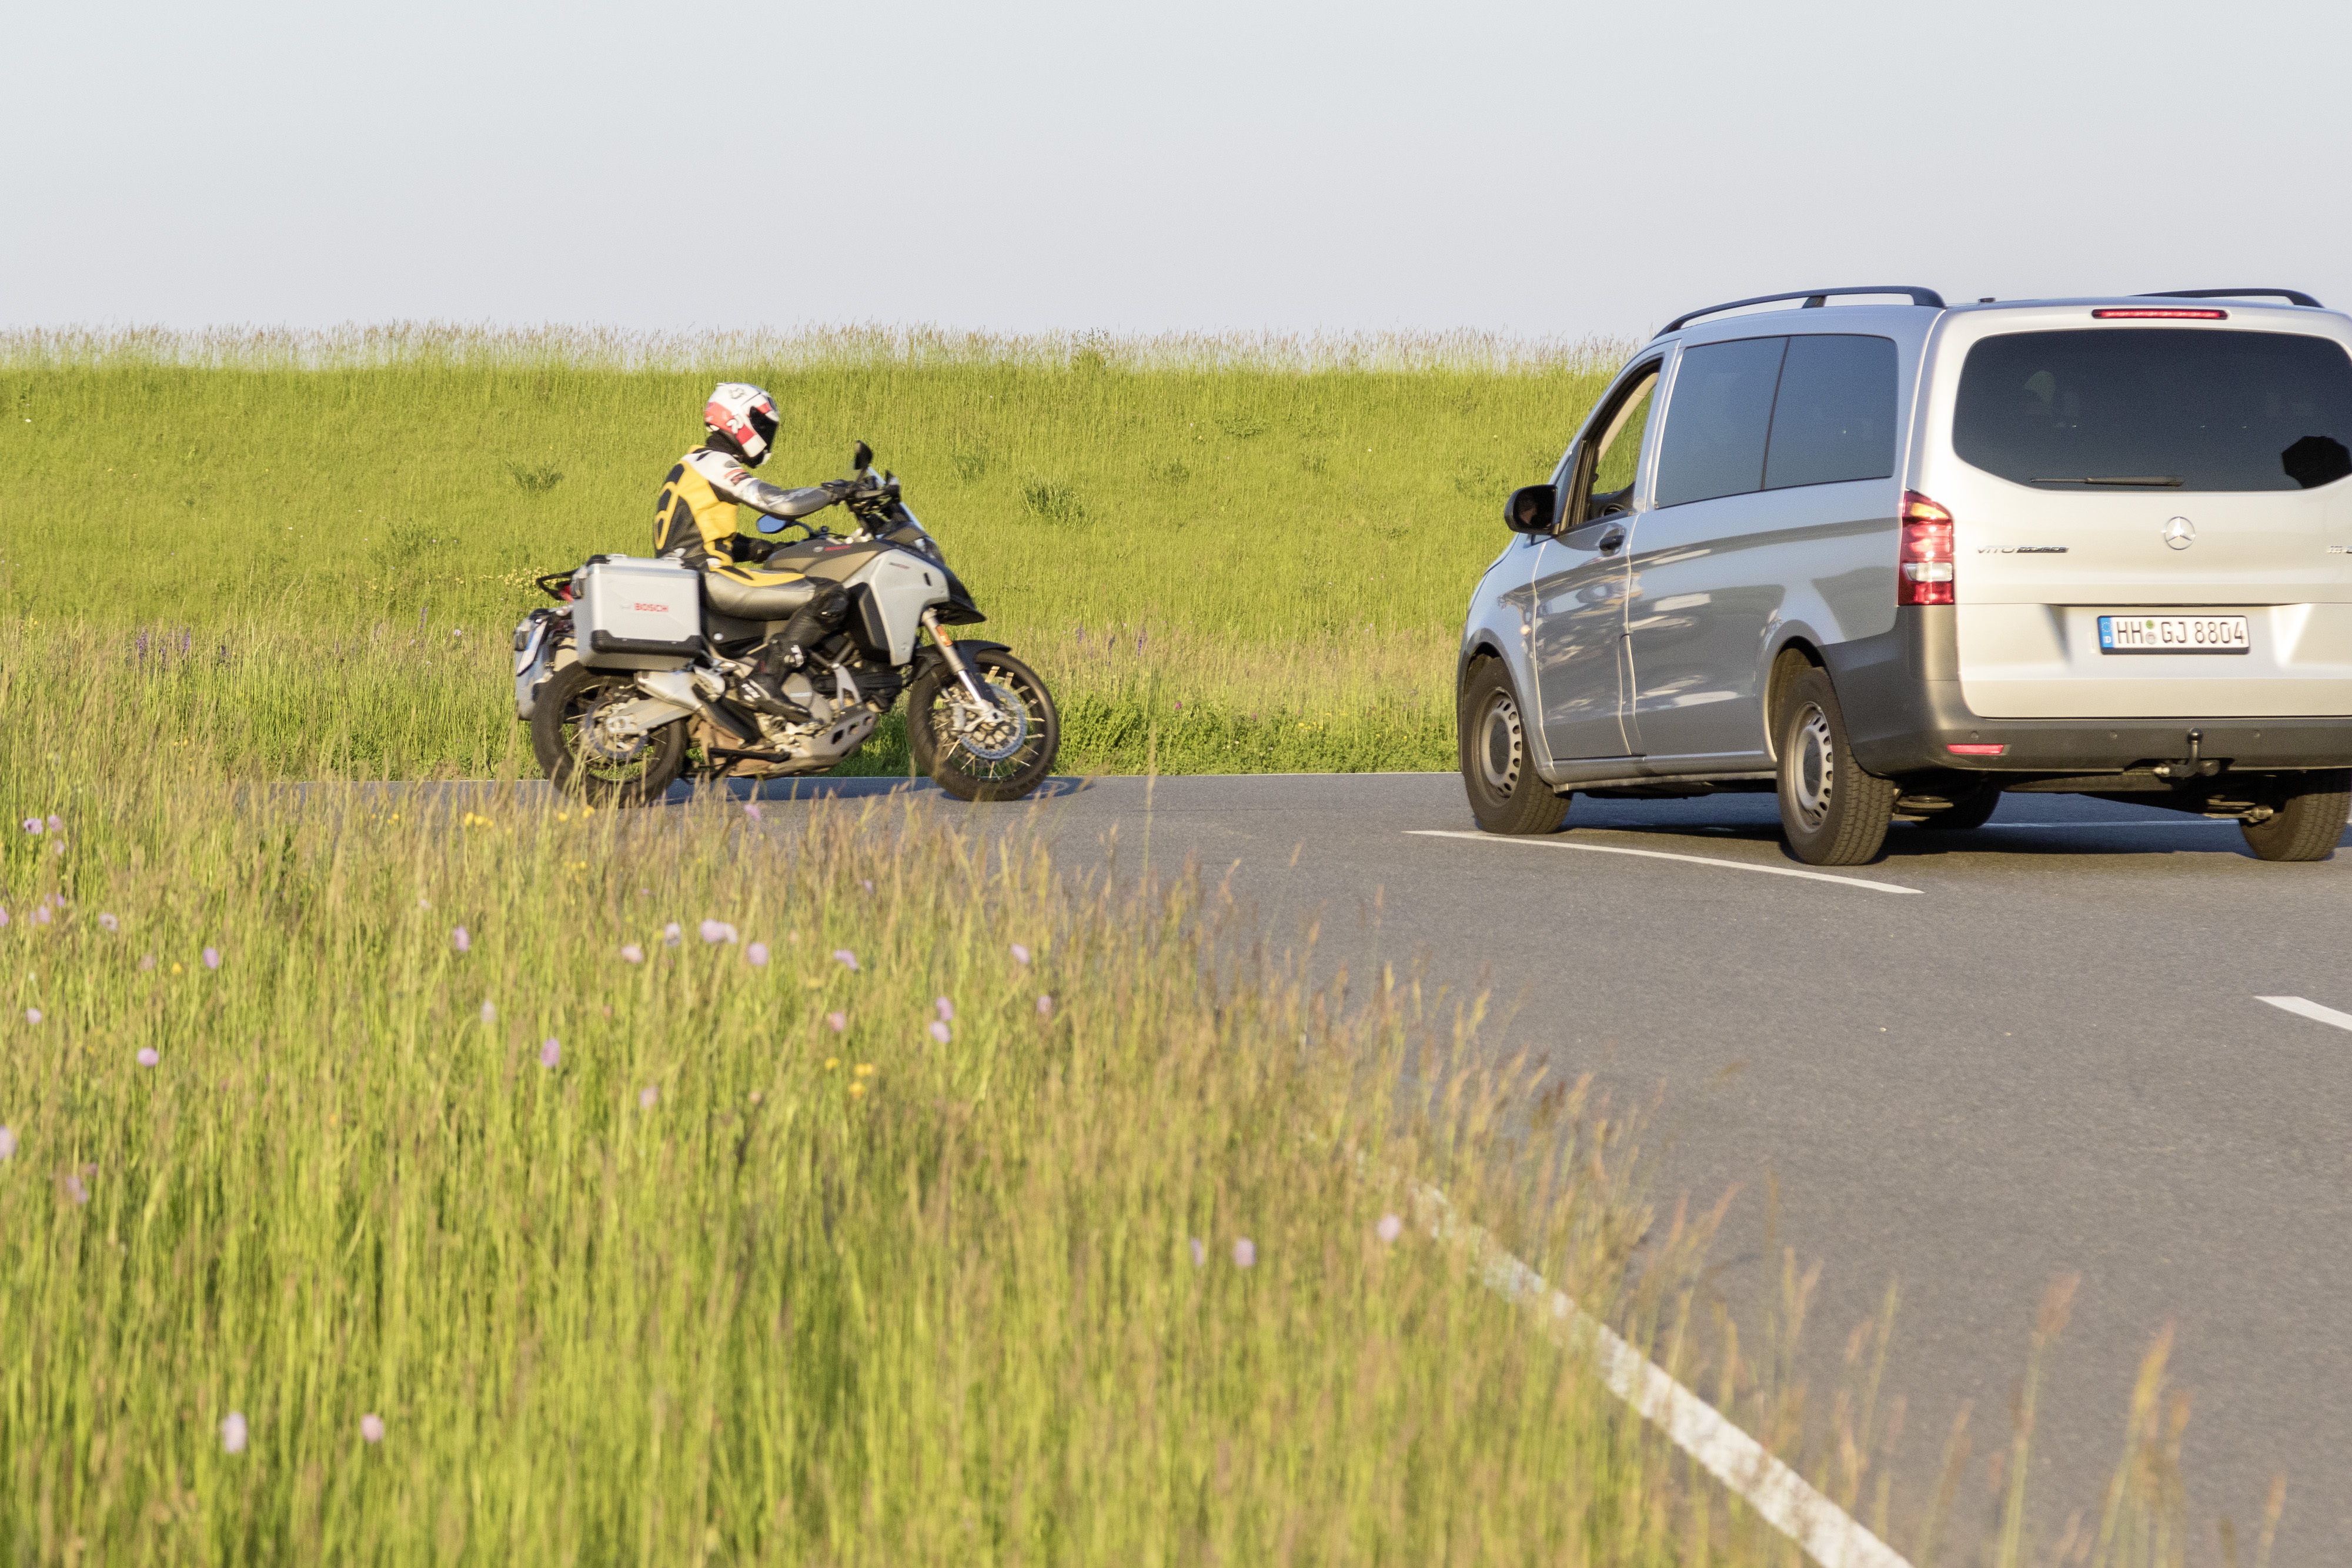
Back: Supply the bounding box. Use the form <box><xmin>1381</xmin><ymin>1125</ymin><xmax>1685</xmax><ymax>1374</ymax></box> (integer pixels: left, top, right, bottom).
<box><xmin>1824</xmin><ymin>607</ymin><xmax>2352</xmax><ymax>776</ymax></box>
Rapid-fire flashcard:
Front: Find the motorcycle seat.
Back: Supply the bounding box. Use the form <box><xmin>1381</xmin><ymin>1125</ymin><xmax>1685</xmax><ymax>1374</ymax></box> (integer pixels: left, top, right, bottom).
<box><xmin>702</xmin><ymin>564</ymin><xmax>819</xmax><ymax>620</ymax></box>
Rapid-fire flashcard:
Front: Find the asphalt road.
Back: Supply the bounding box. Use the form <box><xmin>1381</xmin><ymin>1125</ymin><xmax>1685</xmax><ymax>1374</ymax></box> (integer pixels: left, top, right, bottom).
<box><xmin>733</xmin><ymin>769</ymin><xmax>2350</xmax><ymax>1562</ymax></box>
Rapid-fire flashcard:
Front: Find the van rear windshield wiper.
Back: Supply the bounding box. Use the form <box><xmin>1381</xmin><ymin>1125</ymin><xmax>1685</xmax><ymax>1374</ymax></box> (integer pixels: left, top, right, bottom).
<box><xmin>2030</xmin><ymin>475</ymin><xmax>2185</xmax><ymax>487</ymax></box>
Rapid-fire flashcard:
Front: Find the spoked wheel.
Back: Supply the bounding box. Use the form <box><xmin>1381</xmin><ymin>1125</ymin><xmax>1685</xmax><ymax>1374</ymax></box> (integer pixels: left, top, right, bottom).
<box><xmin>1458</xmin><ymin>658</ymin><xmax>1569</xmax><ymax>835</ymax></box>
<box><xmin>1776</xmin><ymin>667</ymin><xmax>1896</xmax><ymax>865</ymax></box>
<box><xmin>530</xmin><ymin>663</ymin><xmax>687</xmax><ymax>806</ymax></box>
<box><xmin>908</xmin><ymin>650</ymin><xmax>1061</xmax><ymax>803</ymax></box>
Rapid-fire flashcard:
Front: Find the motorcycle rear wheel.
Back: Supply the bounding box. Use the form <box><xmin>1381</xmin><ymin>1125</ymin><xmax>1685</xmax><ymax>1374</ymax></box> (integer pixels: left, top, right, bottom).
<box><xmin>908</xmin><ymin>650</ymin><xmax>1061</xmax><ymax>802</ymax></box>
<box><xmin>531</xmin><ymin>663</ymin><xmax>687</xmax><ymax>806</ymax></box>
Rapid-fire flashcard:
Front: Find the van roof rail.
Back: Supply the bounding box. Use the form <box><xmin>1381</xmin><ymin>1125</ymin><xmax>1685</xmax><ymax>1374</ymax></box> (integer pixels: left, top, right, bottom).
<box><xmin>1655</xmin><ymin>286</ymin><xmax>1946</xmax><ymax>337</ymax></box>
<box><xmin>2137</xmin><ymin>287</ymin><xmax>2323</xmax><ymax>308</ymax></box>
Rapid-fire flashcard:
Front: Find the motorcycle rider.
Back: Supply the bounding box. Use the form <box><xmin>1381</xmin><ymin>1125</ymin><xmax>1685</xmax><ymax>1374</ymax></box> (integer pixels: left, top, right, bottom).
<box><xmin>653</xmin><ymin>383</ymin><xmax>854</xmax><ymax>718</ymax></box>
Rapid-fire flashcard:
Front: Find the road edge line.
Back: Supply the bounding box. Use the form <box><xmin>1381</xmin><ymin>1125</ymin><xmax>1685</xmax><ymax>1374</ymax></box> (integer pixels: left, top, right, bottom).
<box><xmin>1407</xmin><ymin>830</ymin><xmax>1925</xmax><ymax>895</ymax></box>
<box><xmin>2257</xmin><ymin>994</ymin><xmax>2352</xmax><ymax>1032</ymax></box>
<box><xmin>1408</xmin><ymin>1178</ymin><xmax>1914</xmax><ymax>1568</ymax></box>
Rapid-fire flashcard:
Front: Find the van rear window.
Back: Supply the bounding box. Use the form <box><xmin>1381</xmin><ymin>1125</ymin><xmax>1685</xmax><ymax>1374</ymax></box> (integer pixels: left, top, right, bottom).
<box><xmin>1953</xmin><ymin>329</ymin><xmax>2352</xmax><ymax>492</ymax></box>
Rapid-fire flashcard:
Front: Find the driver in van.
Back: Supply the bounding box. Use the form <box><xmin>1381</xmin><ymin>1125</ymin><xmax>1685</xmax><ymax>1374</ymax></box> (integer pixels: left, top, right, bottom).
<box><xmin>652</xmin><ymin>382</ymin><xmax>854</xmax><ymax>718</ymax></box>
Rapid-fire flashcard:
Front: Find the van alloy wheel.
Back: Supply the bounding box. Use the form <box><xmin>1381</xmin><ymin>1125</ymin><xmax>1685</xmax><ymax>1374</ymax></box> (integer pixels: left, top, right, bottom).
<box><xmin>1788</xmin><ymin>704</ymin><xmax>1836</xmax><ymax>831</ymax></box>
<box><xmin>1458</xmin><ymin>660</ymin><xmax>1569</xmax><ymax>835</ymax></box>
<box><xmin>1775</xmin><ymin>667</ymin><xmax>1895</xmax><ymax>865</ymax></box>
<box><xmin>1478</xmin><ymin>691</ymin><xmax>1525</xmax><ymax>797</ymax></box>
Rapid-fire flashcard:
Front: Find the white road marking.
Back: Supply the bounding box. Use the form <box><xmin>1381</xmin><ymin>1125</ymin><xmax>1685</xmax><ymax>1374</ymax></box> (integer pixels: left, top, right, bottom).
<box><xmin>2257</xmin><ymin>995</ymin><xmax>2352</xmax><ymax>1032</ymax></box>
<box><xmin>1409</xmin><ymin>830</ymin><xmax>1923</xmax><ymax>895</ymax></box>
<box><xmin>1413</xmin><ymin>1179</ymin><xmax>1913</xmax><ymax>1568</ymax></box>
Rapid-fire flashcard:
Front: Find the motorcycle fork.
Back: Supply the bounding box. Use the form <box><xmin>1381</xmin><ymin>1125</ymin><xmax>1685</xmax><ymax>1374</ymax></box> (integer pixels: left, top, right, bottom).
<box><xmin>922</xmin><ymin>611</ymin><xmax>1004</xmax><ymax>721</ymax></box>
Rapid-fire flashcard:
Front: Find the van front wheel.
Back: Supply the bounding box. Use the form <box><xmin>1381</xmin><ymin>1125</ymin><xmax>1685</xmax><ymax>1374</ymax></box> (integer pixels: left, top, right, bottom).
<box><xmin>1459</xmin><ymin>660</ymin><xmax>1569</xmax><ymax>835</ymax></box>
<box><xmin>1776</xmin><ymin>668</ymin><xmax>1897</xmax><ymax>865</ymax></box>
<box><xmin>2240</xmin><ymin>770</ymin><xmax>2352</xmax><ymax>862</ymax></box>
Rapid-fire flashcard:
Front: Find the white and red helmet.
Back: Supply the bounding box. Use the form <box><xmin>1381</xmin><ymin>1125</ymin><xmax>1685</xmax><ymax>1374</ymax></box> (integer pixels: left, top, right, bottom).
<box><xmin>704</xmin><ymin>382</ymin><xmax>781</xmax><ymax>467</ymax></box>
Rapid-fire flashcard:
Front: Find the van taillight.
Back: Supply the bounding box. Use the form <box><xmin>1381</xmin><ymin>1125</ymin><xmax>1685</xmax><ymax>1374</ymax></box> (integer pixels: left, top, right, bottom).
<box><xmin>1898</xmin><ymin>492</ymin><xmax>1955</xmax><ymax>606</ymax></box>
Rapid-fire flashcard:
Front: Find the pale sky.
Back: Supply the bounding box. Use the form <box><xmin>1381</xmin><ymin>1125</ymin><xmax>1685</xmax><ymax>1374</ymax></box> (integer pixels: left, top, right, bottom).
<box><xmin>9</xmin><ymin>0</ymin><xmax>2348</xmax><ymax>339</ymax></box>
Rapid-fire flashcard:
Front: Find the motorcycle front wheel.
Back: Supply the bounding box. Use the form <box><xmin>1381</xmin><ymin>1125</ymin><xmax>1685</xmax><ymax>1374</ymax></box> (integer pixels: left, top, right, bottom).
<box><xmin>908</xmin><ymin>650</ymin><xmax>1061</xmax><ymax>803</ymax></box>
<box><xmin>530</xmin><ymin>663</ymin><xmax>687</xmax><ymax>806</ymax></box>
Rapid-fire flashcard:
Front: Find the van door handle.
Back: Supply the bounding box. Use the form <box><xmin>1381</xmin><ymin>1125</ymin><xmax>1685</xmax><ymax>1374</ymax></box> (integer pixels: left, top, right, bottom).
<box><xmin>1598</xmin><ymin>526</ymin><xmax>1626</xmax><ymax>554</ymax></box>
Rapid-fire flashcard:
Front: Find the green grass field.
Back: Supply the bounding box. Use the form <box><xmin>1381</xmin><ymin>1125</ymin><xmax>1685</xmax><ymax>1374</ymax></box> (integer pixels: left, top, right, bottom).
<box><xmin>0</xmin><ymin>327</ymin><xmax>1628</xmax><ymax>779</ymax></box>
<box><xmin>0</xmin><ymin>330</ymin><xmax>2261</xmax><ymax>1563</ymax></box>
<box><xmin>0</xmin><ymin>645</ymin><xmax>2229</xmax><ymax>1566</ymax></box>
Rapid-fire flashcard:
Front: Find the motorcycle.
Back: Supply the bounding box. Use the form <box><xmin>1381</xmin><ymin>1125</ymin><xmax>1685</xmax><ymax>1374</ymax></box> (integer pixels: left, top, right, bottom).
<box><xmin>510</xmin><ymin>442</ymin><xmax>1060</xmax><ymax>804</ymax></box>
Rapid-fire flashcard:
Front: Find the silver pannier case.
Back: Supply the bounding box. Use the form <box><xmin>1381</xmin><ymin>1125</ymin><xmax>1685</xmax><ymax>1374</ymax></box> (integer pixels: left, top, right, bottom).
<box><xmin>572</xmin><ymin>556</ymin><xmax>702</xmax><ymax>671</ymax></box>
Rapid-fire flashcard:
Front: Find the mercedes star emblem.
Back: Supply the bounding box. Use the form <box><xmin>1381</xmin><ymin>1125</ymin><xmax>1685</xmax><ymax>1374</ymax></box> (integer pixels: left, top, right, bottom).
<box><xmin>2163</xmin><ymin>516</ymin><xmax>2196</xmax><ymax>551</ymax></box>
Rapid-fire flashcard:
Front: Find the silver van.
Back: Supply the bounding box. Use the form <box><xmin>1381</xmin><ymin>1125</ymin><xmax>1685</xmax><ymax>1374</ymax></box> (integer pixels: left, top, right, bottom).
<box><xmin>1457</xmin><ymin>286</ymin><xmax>2352</xmax><ymax>864</ymax></box>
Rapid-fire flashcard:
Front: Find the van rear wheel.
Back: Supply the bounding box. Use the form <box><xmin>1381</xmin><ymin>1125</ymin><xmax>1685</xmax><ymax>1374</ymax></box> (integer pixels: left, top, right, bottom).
<box><xmin>2240</xmin><ymin>770</ymin><xmax>2352</xmax><ymax>862</ymax></box>
<box><xmin>1776</xmin><ymin>667</ymin><xmax>1897</xmax><ymax>865</ymax></box>
<box><xmin>1459</xmin><ymin>659</ymin><xmax>1569</xmax><ymax>835</ymax></box>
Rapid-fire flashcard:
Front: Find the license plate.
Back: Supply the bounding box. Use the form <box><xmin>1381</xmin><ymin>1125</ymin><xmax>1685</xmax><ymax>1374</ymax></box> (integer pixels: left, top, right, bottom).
<box><xmin>2097</xmin><ymin>614</ymin><xmax>2251</xmax><ymax>653</ymax></box>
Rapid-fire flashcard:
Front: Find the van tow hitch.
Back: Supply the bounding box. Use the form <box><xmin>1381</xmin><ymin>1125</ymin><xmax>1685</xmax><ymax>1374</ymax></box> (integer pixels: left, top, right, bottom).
<box><xmin>2153</xmin><ymin>729</ymin><xmax>2223</xmax><ymax>781</ymax></box>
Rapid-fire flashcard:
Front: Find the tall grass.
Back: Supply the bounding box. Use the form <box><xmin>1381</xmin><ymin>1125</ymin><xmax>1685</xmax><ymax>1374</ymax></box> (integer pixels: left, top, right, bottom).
<box><xmin>0</xmin><ymin>326</ymin><xmax>1630</xmax><ymax>777</ymax></box>
<box><xmin>0</xmin><ymin>616</ymin><xmax>2263</xmax><ymax>1564</ymax></box>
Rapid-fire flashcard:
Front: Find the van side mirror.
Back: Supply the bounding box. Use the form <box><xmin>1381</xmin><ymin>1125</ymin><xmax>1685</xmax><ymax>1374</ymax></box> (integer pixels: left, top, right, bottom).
<box><xmin>1505</xmin><ymin>483</ymin><xmax>1557</xmax><ymax>534</ymax></box>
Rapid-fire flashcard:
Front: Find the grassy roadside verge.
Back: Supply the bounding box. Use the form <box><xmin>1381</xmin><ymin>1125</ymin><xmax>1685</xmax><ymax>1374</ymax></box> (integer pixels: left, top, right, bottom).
<box><xmin>0</xmin><ymin>619</ymin><xmax>1772</xmax><ymax>1564</ymax></box>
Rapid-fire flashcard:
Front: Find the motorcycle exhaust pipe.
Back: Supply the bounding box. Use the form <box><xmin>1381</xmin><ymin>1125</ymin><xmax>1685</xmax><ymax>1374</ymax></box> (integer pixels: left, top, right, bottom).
<box><xmin>635</xmin><ymin>669</ymin><xmax>760</xmax><ymax>745</ymax></box>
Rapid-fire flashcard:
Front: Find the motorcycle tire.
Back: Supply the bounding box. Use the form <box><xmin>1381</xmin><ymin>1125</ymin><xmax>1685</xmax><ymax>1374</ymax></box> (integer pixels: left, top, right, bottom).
<box><xmin>908</xmin><ymin>650</ymin><xmax>1061</xmax><ymax>803</ymax></box>
<box><xmin>531</xmin><ymin>663</ymin><xmax>687</xmax><ymax>807</ymax></box>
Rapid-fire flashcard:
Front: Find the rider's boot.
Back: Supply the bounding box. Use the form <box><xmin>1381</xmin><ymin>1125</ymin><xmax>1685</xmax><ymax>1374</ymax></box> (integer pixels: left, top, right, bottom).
<box><xmin>741</xmin><ymin>587</ymin><xmax>854</xmax><ymax>720</ymax></box>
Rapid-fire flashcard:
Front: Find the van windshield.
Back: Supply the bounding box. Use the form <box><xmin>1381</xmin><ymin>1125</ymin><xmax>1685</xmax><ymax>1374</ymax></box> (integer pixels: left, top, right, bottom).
<box><xmin>1953</xmin><ymin>328</ymin><xmax>2352</xmax><ymax>492</ymax></box>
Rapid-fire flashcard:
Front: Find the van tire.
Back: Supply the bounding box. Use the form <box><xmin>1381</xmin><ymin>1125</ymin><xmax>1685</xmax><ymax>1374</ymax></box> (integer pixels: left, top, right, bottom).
<box><xmin>2239</xmin><ymin>770</ymin><xmax>2352</xmax><ymax>862</ymax></box>
<box><xmin>1459</xmin><ymin>659</ymin><xmax>1569</xmax><ymax>835</ymax></box>
<box><xmin>1912</xmin><ymin>785</ymin><xmax>2002</xmax><ymax>831</ymax></box>
<box><xmin>1776</xmin><ymin>667</ymin><xmax>1897</xmax><ymax>865</ymax></box>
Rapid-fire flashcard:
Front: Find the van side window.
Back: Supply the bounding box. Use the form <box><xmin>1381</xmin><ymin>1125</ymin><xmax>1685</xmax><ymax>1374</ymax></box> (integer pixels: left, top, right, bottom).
<box><xmin>1562</xmin><ymin>361</ymin><xmax>1662</xmax><ymax>527</ymax></box>
<box><xmin>1762</xmin><ymin>335</ymin><xmax>1898</xmax><ymax>490</ymax></box>
<box><xmin>1655</xmin><ymin>337</ymin><xmax>1787</xmax><ymax>507</ymax></box>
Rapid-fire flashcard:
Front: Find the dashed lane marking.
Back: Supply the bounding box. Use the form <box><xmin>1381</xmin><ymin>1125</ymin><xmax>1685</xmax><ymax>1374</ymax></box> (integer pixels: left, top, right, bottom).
<box><xmin>2257</xmin><ymin>995</ymin><xmax>2352</xmax><ymax>1032</ymax></box>
<box><xmin>1407</xmin><ymin>830</ymin><xmax>1925</xmax><ymax>895</ymax></box>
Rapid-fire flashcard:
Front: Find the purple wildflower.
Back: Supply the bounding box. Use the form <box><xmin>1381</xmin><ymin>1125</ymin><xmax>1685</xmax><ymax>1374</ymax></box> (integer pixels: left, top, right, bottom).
<box><xmin>928</xmin><ymin>1020</ymin><xmax>951</xmax><ymax>1045</ymax></box>
<box><xmin>64</xmin><ymin>1174</ymin><xmax>88</xmax><ymax>1205</ymax></box>
<box><xmin>746</xmin><ymin>941</ymin><xmax>769</xmax><ymax>967</ymax></box>
<box><xmin>826</xmin><ymin>1011</ymin><xmax>847</xmax><ymax>1032</ymax></box>
<box><xmin>480</xmin><ymin>1001</ymin><xmax>497</xmax><ymax>1024</ymax></box>
<box><xmin>1377</xmin><ymin>1213</ymin><xmax>1404</xmax><ymax>1245</ymax></box>
<box><xmin>24</xmin><ymin>1008</ymin><xmax>40</xmax><ymax>1025</ymax></box>
<box><xmin>360</xmin><ymin>1413</ymin><xmax>385</xmax><ymax>1444</ymax></box>
<box><xmin>1190</xmin><ymin>1237</ymin><xmax>1205</xmax><ymax>1268</ymax></box>
<box><xmin>700</xmin><ymin>919</ymin><xmax>737</xmax><ymax>945</ymax></box>
<box><xmin>934</xmin><ymin>997</ymin><xmax>954</xmax><ymax>1023</ymax></box>
<box><xmin>833</xmin><ymin>949</ymin><xmax>858</xmax><ymax>972</ymax></box>
<box><xmin>663</xmin><ymin>922</ymin><xmax>681</xmax><ymax>947</ymax></box>
<box><xmin>46</xmin><ymin>815</ymin><xmax>64</xmax><ymax>834</ymax></box>
<box><xmin>0</xmin><ymin>1126</ymin><xmax>15</xmax><ymax>1160</ymax></box>
<box><xmin>639</xmin><ymin>1085</ymin><xmax>659</xmax><ymax>1110</ymax></box>
<box><xmin>743</xmin><ymin>802</ymin><xmax>763</xmax><ymax>821</ymax></box>
<box><xmin>1010</xmin><ymin>942</ymin><xmax>1031</xmax><ymax>965</ymax></box>
<box><xmin>1036</xmin><ymin>994</ymin><xmax>1054</xmax><ymax>1018</ymax></box>
<box><xmin>139</xmin><ymin>955</ymin><xmax>154</xmax><ymax>971</ymax></box>
<box><xmin>452</xmin><ymin>926</ymin><xmax>470</xmax><ymax>954</ymax></box>
<box><xmin>220</xmin><ymin>1412</ymin><xmax>247</xmax><ymax>1454</ymax></box>
<box><xmin>18</xmin><ymin>818</ymin><xmax>38</xmax><ymax>834</ymax></box>
<box><xmin>0</xmin><ymin>907</ymin><xmax>8</xmax><ymax>928</ymax></box>
<box><xmin>1232</xmin><ymin>1238</ymin><xmax>1256</xmax><ymax>1269</ymax></box>
<box><xmin>620</xmin><ymin>943</ymin><xmax>644</xmax><ymax>963</ymax></box>
<box><xmin>539</xmin><ymin>1038</ymin><xmax>561</xmax><ymax>1069</ymax></box>
<box><xmin>136</xmin><ymin>1048</ymin><xmax>159</xmax><ymax>1068</ymax></box>
<box><xmin>98</xmin><ymin>913</ymin><xmax>118</xmax><ymax>933</ymax></box>
<box><xmin>34</xmin><ymin>906</ymin><xmax>51</xmax><ymax>926</ymax></box>
<box><xmin>202</xmin><ymin>947</ymin><xmax>220</xmax><ymax>970</ymax></box>
<box><xmin>859</xmin><ymin>878</ymin><xmax>874</xmax><ymax>895</ymax></box>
